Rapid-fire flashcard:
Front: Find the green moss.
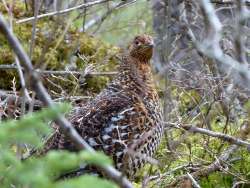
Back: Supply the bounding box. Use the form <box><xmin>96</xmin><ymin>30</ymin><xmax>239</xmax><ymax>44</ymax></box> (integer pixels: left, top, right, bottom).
<box><xmin>0</xmin><ymin>2</ymin><xmax>120</xmax><ymax>93</ymax></box>
<box><xmin>0</xmin><ymin>1</ymin><xmax>30</xmax><ymax>19</ymax></box>
<box><xmin>171</xmin><ymin>87</ymin><xmax>202</xmax><ymax>119</ymax></box>
<box><xmin>200</xmin><ymin>172</ymin><xmax>233</xmax><ymax>188</ymax></box>
<box><xmin>0</xmin><ymin>48</ymin><xmax>13</xmax><ymax>64</ymax></box>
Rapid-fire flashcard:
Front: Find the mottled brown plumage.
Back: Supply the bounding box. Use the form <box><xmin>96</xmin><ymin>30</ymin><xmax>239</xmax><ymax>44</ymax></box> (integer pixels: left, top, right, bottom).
<box><xmin>41</xmin><ymin>34</ymin><xmax>164</xmax><ymax>178</ymax></box>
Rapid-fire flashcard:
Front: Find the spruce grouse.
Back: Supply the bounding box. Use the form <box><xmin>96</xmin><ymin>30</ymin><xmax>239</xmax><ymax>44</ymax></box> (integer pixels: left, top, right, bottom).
<box><xmin>41</xmin><ymin>34</ymin><xmax>164</xmax><ymax>178</ymax></box>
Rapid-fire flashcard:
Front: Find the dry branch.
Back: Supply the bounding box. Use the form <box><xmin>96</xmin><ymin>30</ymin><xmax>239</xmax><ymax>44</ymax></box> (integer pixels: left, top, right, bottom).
<box><xmin>0</xmin><ymin>13</ymin><xmax>133</xmax><ymax>188</ymax></box>
<box><xmin>0</xmin><ymin>90</ymin><xmax>42</xmax><ymax>110</ymax></box>
<box><xmin>186</xmin><ymin>172</ymin><xmax>201</xmax><ymax>188</ymax></box>
<box><xmin>16</xmin><ymin>0</ymin><xmax>111</xmax><ymax>24</ymax></box>
<box><xmin>166</xmin><ymin>144</ymin><xmax>238</xmax><ymax>187</ymax></box>
<box><xmin>182</xmin><ymin>124</ymin><xmax>250</xmax><ymax>149</ymax></box>
<box><xmin>167</xmin><ymin>122</ymin><xmax>250</xmax><ymax>150</ymax></box>
<box><xmin>186</xmin><ymin>0</ymin><xmax>250</xmax><ymax>88</ymax></box>
<box><xmin>211</xmin><ymin>0</ymin><xmax>250</xmax><ymax>5</ymax></box>
<box><xmin>0</xmin><ymin>64</ymin><xmax>117</xmax><ymax>76</ymax></box>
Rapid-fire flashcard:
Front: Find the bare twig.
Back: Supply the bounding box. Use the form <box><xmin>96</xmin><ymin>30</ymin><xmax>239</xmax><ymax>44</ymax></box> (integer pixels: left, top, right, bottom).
<box><xmin>83</xmin><ymin>1</ymin><xmax>122</xmax><ymax>31</ymax></box>
<box><xmin>5</xmin><ymin>0</ymin><xmax>32</xmax><ymax>110</ymax></box>
<box><xmin>0</xmin><ymin>90</ymin><xmax>92</xmax><ymax>113</ymax></box>
<box><xmin>0</xmin><ymin>90</ymin><xmax>42</xmax><ymax>110</ymax></box>
<box><xmin>166</xmin><ymin>145</ymin><xmax>238</xmax><ymax>187</ymax></box>
<box><xmin>0</xmin><ymin>14</ymin><xmax>133</xmax><ymax>188</ymax></box>
<box><xmin>168</xmin><ymin>122</ymin><xmax>250</xmax><ymax>149</ymax></box>
<box><xmin>16</xmin><ymin>0</ymin><xmax>111</xmax><ymax>24</ymax></box>
<box><xmin>39</xmin><ymin>70</ymin><xmax>117</xmax><ymax>76</ymax></box>
<box><xmin>186</xmin><ymin>0</ymin><xmax>250</xmax><ymax>88</ymax></box>
<box><xmin>53</xmin><ymin>96</ymin><xmax>92</xmax><ymax>102</ymax></box>
<box><xmin>29</xmin><ymin>0</ymin><xmax>40</xmax><ymax>58</ymax></box>
<box><xmin>90</xmin><ymin>0</ymin><xmax>137</xmax><ymax>33</ymax></box>
<box><xmin>15</xmin><ymin>58</ymin><xmax>32</xmax><ymax>102</ymax></box>
<box><xmin>166</xmin><ymin>121</ymin><xmax>250</xmax><ymax>187</ymax></box>
<box><xmin>234</xmin><ymin>0</ymin><xmax>247</xmax><ymax>64</ymax></box>
<box><xmin>187</xmin><ymin>172</ymin><xmax>201</xmax><ymax>188</ymax></box>
<box><xmin>211</xmin><ymin>0</ymin><xmax>250</xmax><ymax>5</ymax></box>
<box><xmin>141</xmin><ymin>174</ymin><xmax>160</xmax><ymax>188</ymax></box>
<box><xmin>0</xmin><ymin>64</ymin><xmax>117</xmax><ymax>76</ymax></box>
<box><xmin>232</xmin><ymin>181</ymin><xmax>250</xmax><ymax>188</ymax></box>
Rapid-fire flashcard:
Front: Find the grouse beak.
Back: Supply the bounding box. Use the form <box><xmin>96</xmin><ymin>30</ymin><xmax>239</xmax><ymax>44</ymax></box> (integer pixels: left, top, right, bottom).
<box><xmin>144</xmin><ymin>41</ymin><xmax>154</xmax><ymax>49</ymax></box>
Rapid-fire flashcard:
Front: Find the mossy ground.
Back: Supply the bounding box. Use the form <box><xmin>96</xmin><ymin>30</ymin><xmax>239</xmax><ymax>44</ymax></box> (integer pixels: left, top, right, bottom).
<box><xmin>0</xmin><ymin>2</ymin><xmax>119</xmax><ymax>95</ymax></box>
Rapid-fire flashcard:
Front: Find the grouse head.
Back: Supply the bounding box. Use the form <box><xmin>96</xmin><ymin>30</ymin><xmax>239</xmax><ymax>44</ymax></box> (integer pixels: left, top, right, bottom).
<box><xmin>129</xmin><ymin>34</ymin><xmax>154</xmax><ymax>62</ymax></box>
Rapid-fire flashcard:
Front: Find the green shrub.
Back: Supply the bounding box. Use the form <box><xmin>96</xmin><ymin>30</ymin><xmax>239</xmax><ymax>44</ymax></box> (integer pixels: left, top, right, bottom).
<box><xmin>0</xmin><ymin>103</ymin><xmax>116</xmax><ymax>188</ymax></box>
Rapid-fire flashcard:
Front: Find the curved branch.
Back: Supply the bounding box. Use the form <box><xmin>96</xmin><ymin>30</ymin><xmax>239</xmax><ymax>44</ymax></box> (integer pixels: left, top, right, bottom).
<box><xmin>16</xmin><ymin>0</ymin><xmax>111</xmax><ymax>24</ymax></box>
<box><xmin>168</xmin><ymin>123</ymin><xmax>250</xmax><ymax>150</ymax></box>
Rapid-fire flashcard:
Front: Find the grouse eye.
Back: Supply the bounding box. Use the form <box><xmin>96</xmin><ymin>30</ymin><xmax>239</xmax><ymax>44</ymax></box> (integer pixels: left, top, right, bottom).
<box><xmin>135</xmin><ymin>41</ymin><xmax>140</xmax><ymax>45</ymax></box>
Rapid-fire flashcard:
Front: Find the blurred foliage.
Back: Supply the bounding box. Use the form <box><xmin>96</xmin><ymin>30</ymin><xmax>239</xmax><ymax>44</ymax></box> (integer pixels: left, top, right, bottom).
<box><xmin>88</xmin><ymin>0</ymin><xmax>152</xmax><ymax>45</ymax></box>
<box><xmin>0</xmin><ymin>103</ymin><xmax>116</xmax><ymax>188</ymax></box>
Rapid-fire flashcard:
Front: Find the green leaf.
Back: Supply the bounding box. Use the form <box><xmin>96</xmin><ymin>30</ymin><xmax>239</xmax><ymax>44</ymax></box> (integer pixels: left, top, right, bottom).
<box><xmin>0</xmin><ymin>103</ymin><xmax>71</xmax><ymax>147</ymax></box>
<box><xmin>43</xmin><ymin>150</ymin><xmax>113</xmax><ymax>177</ymax></box>
<box><xmin>54</xmin><ymin>175</ymin><xmax>117</xmax><ymax>188</ymax></box>
<box><xmin>79</xmin><ymin>151</ymin><xmax>113</xmax><ymax>167</ymax></box>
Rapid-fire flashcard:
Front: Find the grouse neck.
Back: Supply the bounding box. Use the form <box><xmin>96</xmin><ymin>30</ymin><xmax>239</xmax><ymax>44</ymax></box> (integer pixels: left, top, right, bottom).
<box><xmin>118</xmin><ymin>55</ymin><xmax>155</xmax><ymax>94</ymax></box>
<box><xmin>130</xmin><ymin>49</ymin><xmax>153</xmax><ymax>63</ymax></box>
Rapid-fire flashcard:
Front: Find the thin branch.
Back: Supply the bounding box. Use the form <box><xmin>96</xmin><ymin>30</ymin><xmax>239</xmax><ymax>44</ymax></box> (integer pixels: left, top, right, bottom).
<box><xmin>234</xmin><ymin>0</ymin><xmax>247</xmax><ymax>64</ymax></box>
<box><xmin>29</xmin><ymin>0</ymin><xmax>40</xmax><ymax>58</ymax></box>
<box><xmin>166</xmin><ymin>122</ymin><xmax>250</xmax><ymax>187</ymax></box>
<box><xmin>15</xmin><ymin>58</ymin><xmax>32</xmax><ymax>102</ymax></box>
<box><xmin>37</xmin><ymin>70</ymin><xmax>117</xmax><ymax>77</ymax></box>
<box><xmin>187</xmin><ymin>172</ymin><xmax>201</xmax><ymax>188</ymax></box>
<box><xmin>166</xmin><ymin>145</ymin><xmax>239</xmax><ymax>187</ymax></box>
<box><xmin>186</xmin><ymin>0</ymin><xmax>250</xmax><ymax>88</ymax></box>
<box><xmin>91</xmin><ymin>0</ymin><xmax>137</xmax><ymax>33</ymax></box>
<box><xmin>0</xmin><ymin>90</ymin><xmax>42</xmax><ymax>110</ymax></box>
<box><xmin>5</xmin><ymin>0</ymin><xmax>32</xmax><ymax>107</ymax></box>
<box><xmin>16</xmin><ymin>0</ymin><xmax>111</xmax><ymax>24</ymax></box>
<box><xmin>0</xmin><ymin>90</ymin><xmax>91</xmax><ymax>109</ymax></box>
<box><xmin>211</xmin><ymin>0</ymin><xmax>250</xmax><ymax>5</ymax></box>
<box><xmin>168</xmin><ymin>123</ymin><xmax>250</xmax><ymax>150</ymax></box>
<box><xmin>83</xmin><ymin>1</ymin><xmax>123</xmax><ymax>31</ymax></box>
<box><xmin>0</xmin><ymin>14</ymin><xmax>133</xmax><ymax>188</ymax></box>
<box><xmin>0</xmin><ymin>64</ymin><xmax>117</xmax><ymax>76</ymax></box>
